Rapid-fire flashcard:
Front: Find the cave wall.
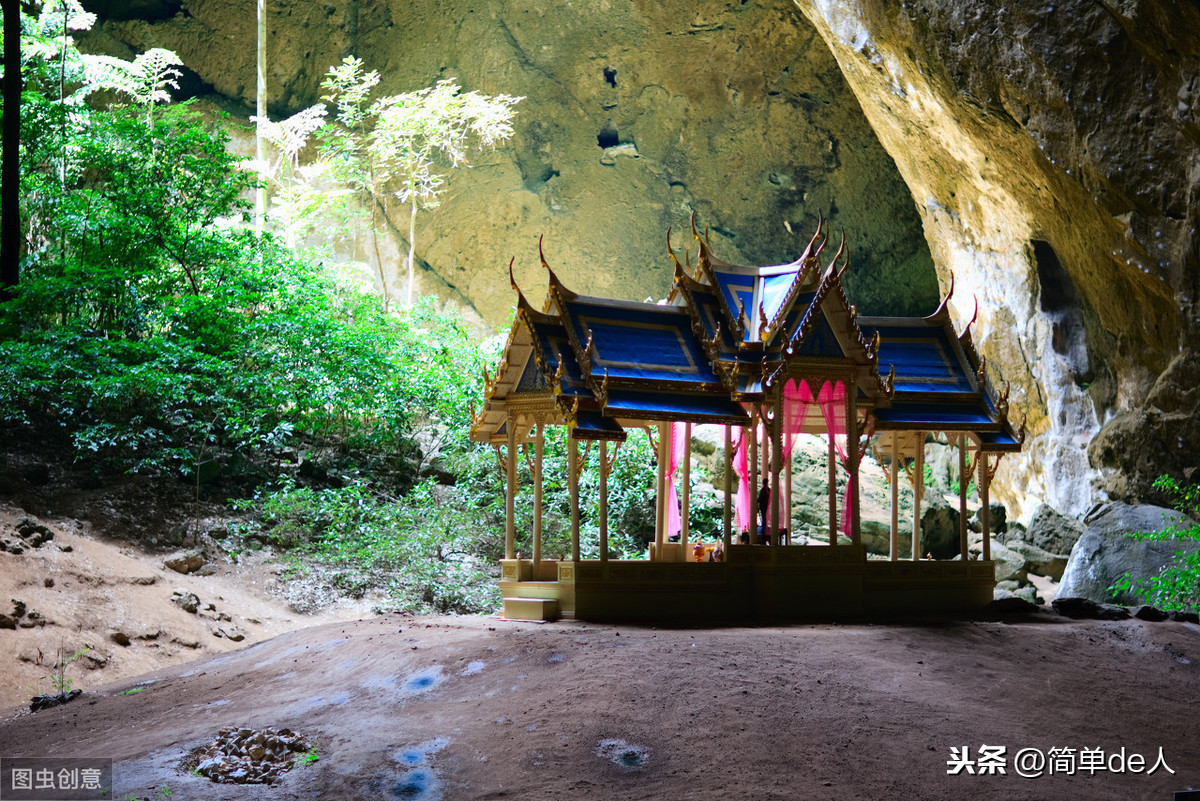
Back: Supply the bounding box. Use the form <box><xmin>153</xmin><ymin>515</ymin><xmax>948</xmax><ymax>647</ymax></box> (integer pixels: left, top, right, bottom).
<box><xmin>78</xmin><ymin>0</ymin><xmax>1200</xmax><ymax>518</ymax></box>
<box><xmin>793</xmin><ymin>0</ymin><xmax>1200</xmax><ymax>517</ymax></box>
<box><xmin>80</xmin><ymin>0</ymin><xmax>938</xmax><ymax>322</ymax></box>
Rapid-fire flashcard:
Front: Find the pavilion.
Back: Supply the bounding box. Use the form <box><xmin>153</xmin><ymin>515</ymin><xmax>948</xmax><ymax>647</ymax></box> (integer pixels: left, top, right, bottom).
<box><xmin>470</xmin><ymin>219</ymin><xmax>1023</xmax><ymax>622</ymax></box>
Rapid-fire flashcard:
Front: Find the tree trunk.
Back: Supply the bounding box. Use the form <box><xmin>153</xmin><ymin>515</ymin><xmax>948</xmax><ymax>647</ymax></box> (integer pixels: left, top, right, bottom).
<box><xmin>370</xmin><ymin>195</ymin><xmax>390</xmax><ymax>313</ymax></box>
<box><xmin>2</xmin><ymin>0</ymin><xmax>22</xmax><ymax>292</ymax></box>
<box><xmin>254</xmin><ymin>0</ymin><xmax>266</xmax><ymax>235</ymax></box>
<box><xmin>406</xmin><ymin>197</ymin><xmax>417</xmax><ymax>305</ymax></box>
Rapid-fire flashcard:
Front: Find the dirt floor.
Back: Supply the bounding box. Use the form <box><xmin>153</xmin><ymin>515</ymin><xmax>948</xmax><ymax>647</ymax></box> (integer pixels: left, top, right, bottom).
<box><xmin>0</xmin><ymin>610</ymin><xmax>1197</xmax><ymax>799</ymax></box>
<box><xmin>1</xmin><ymin>504</ymin><xmax>1198</xmax><ymax>799</ymax></box>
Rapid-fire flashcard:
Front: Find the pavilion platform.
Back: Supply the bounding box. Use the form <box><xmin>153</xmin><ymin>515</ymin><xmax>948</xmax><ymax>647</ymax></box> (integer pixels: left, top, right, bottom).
<box><xmin>500</xmin><ymin>547</ymin><xmax>996</xmax><ymax>622</ymax></box>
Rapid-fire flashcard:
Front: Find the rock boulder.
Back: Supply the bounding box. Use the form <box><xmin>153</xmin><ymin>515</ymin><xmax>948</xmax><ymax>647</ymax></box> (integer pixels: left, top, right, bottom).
<box><xmin>1022</xmin><ymin>504</ymin><xmax>1084</xmax><ymax>555</ymax></box>
<box><xmin>1057</xmin><ymin>503</ymin><xmax>1199</xmax><ymax>605</ymax></box>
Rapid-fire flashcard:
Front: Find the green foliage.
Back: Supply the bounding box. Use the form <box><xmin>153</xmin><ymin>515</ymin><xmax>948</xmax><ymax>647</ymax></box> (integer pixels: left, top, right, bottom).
<box><xmin>33</xmin><ymin>641</ymin><xmax>88</xmax><ymax>698</ymax></box>
<box><xmin>5</xmin><ymin>72</ymin><xmax>429</xmax><ymax>481</ymax></box>
<box><xmin>4</xmin><ymin>9</ymin><xmax>683</xmax><ymax>621</ymax></box>
<box><xmin>1110</xmin><ymin>475</ymin><xmax>1200</xmax><ymax>610</ymax></box>
<box><xmin>236</xmin><ymin>477</ymin><xmax>500</xmax><ymax>614</ymax></box>
<box><xmin>949</xmin><ymin>476</ymin><xmax>976</xmax><ymax>497</ymax></box>
<box><xmin>254</xmin><ymin>55</ymin><xmax>522</xmax><ymax>306</ymax></box>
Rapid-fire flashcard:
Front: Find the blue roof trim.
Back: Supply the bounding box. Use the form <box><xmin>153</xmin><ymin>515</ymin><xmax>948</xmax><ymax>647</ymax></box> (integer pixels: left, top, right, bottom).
<box><xmin>790</xmin><ymin>312</ymin><xmax>843</xmax><ymax>358</ymax></box>
<box><xmin>603</xmin><ymin>389</ymin><xmax>750</xmax><ymax>423</ymax></box>
<box><xmin>871</xmin><ymin>327</ymin><xmax>973</xmax><ymax>393</ymax></box>
<box><xmin>527</xmin><ymin>317</ymin><xmax>589</xmax><ymax>396</ymax></box>
<box><xmin>873</xmin><ymin>402</ymin><xmax>997</xmax><ymax>427</ymax></box>
<box><xmin>573</xmin><ymin>410</ymin><xmax>627</xmax><ymax>441</ymax></box>
<box><xmin>759</xmin><ymin>272</ymin><xmax>793</xmax><ymax>322</ymax></box>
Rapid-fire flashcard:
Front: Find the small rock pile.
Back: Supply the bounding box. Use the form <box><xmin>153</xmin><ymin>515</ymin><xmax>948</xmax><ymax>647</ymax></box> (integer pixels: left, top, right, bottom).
<box><xmin>0</xmin><ymin>517</ymin><xmax>55</xmax><ymax>554</ymax></box>
<box><xmin>0</xmin><ymin>598</ymin><xmax>47</xmax><ymax>630</ymax></box>
<box><xmin>192</xmin><ymin>727</ymin><xmax>312</xmax><ymax>784</ymax></box>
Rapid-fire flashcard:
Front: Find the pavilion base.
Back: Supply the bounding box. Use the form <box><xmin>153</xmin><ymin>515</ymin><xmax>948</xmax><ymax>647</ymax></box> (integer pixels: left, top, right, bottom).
<box><xmin>498</xmin><ymin>547</ymin><xmax>995</xmax><ymax>623</ymax></box>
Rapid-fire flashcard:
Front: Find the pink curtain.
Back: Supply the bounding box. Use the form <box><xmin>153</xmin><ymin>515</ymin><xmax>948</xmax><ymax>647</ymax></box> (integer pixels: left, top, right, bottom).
<box><xmin>732</xmin><ymin>427</ymin><xmax>751</xmax><ymax>533</ymax></box>
<box><xmin>812</xmin><ymin>380</ymin><xmax>874</xmax><ymax>538</ymax></box>
<box><xmin>783</xmin><ymin>379</ymin><xmax>815</xmax><ymax>452</ymax></box>
<box><xmin>666</xmin><ymin>421</ymin><xmax>688</xmax><ymax>538</ymax></box>
<box><xmin>813</xmin><ymin>381</ymin><xmax>851</xmax><ymax>537</ymax></box>
<box><xmin>779</xmin><ymin>380</ymin><xmax>816</xmax><ymax>538</ymax></box>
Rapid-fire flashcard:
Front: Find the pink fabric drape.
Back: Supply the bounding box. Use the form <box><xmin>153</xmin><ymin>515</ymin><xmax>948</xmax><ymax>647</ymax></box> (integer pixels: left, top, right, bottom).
<box><xmin>783</xmin><ymin>379</ymin><xmax>815</xmax><ymax>452</ymax></box>
<box><xmin>666</xmin><ymin>421</ymin><xmax>688</xmax><ymax>538</ymax></box>
<box><xmin>732</xmin><ymin>427</ymin><xmax>751</xmax><ymax>533</ymax></box>
<box><xmin>814</xmin><ymin>381</ymin><xmax>849</xmax><ymax>535</ymax></box>
<box><xmin>811</xmin><ymin>380</ymin><xmax>874</xmax><ymax>537</ymax></box>
<box><xmin>782</xmin><ymin>380</ymin><xmax>816</xmax><ymax>538</ymax></box>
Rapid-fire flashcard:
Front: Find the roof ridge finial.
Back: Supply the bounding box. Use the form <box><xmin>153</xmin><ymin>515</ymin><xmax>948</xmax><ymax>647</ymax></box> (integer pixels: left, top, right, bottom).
<box><xmin>997</xmin><ymin>380</ymin><xmax>1011</xmax><ymax>422</ymax></box>
<box><xmin>803</xmin><ymin>213</ymin><xmax>824</xmax><ymax>260</ymax></box>
<box><xmin>508</xmin><ymin>257</ymin><xmax>520</xmax><ymax>293</ymax></box>
<box><xmin>834</xmin><ymin>229</ymin><xmax>849</xmax><ymax>279</ymax></box>
<box><xmin>538</xmin><ymin>233</ymin><xmax>579</xmax><ymax>303</ymax></box>
<box><xmin>960</xmin><ymin>295</ymin><xmax>979</xmax><ymax>341</ymax></box>
<box><xmin>812</xmin><ymin>217</ymin><xmax>828</xmax><ymax>266</ymax></box>
<box><xmin>734</xmin><ymin>293</ymin><xmax>749</xmax><ymax>336</ymax></box>
<box><xmin>667</xmin><ymin>226</ymin><xmax>684</xmax><ymax>275</ymax></box>
<box><xmin>928</xmin><ymin>270</ymin><xmax>956</xmax><ymax>321</ymax></box>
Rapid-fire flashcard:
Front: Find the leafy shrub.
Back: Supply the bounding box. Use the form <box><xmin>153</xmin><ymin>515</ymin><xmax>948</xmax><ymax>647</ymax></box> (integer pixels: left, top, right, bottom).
<box><xmin>235</xmin><ymin>477</ymin><xmax>500</xmax><ymax>614</ymax></box>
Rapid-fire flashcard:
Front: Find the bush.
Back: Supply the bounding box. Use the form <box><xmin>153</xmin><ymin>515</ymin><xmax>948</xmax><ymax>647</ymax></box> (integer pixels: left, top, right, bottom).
<box><xmin>234</xmin><ymin>477</ymin><xmax>500</xmax><ymax>615</ymax></box>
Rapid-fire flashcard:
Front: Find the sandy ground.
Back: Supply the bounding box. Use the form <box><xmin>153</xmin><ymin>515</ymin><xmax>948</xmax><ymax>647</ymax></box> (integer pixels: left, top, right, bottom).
<box><xmin>0</xmin><ymin>612</ymin><xmax>1197</xmax><ymax>800</ymax></box>
<box><xmin>0</xmin><ymin>502</ymin><xmax>1195</xmax><ymax>800</ymax></box>
<box><xmin>0</xmin><ymin>503</ymin><xmax>372</xmax><ymax>712</ymax></box>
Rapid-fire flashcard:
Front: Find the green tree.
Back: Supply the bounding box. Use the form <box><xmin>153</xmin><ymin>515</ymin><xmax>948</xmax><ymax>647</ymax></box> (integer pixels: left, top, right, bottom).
<box><xmin>256</xmin><ymin>56</ymin><xmax>521</xmax><ymax>308</ymax></box>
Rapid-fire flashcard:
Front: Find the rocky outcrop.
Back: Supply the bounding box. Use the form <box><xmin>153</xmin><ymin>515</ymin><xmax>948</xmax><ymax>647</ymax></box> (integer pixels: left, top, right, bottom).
<box><xmin>792</xmin><ymin>0</ymin><xmax>1200</xmax><ymax>517</ymax></box>
<box><xmin>1057</xmin><ymin>502</ymin><xmax>1199</xmax><ymax>603</ymax></box>
<box><xmin>83</xmin><ymin>0</ymin><xmax>938</xmax><ymax>327</ymax></box>
<box><xmin>1020</xmin><ymin>504</ymin><xmax>1085</xmax><ymax>555</ymax></box>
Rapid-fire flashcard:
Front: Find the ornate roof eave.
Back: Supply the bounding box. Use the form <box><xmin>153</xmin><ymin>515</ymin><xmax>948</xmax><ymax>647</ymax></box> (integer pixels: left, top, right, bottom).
<box><xmin>540</xmin><ymin>237</ymin><xmax>580</xmax><ymax>318</ymax></box>
<box><xmin>762</xmin><ymin>213</ymin><xmax>827</xmax><ymax>346</ymax></box>
<box><xmin>690</xmin><ymin>217</ymin><xmax>748</xmax><ymax>342</ymax></box>
<box><xmin>957</xmin><ymin>295</ymin><xmax>985</xmax><ymax>382</ymax></box>
<box><xmin>514</xmin><ymin>283</ymin><xmax>560</xmax><ymax>381</ymax></box>
<box><xmin>783</xmin><ymin>252</ymin><xmax>874</xmax><ymax>365</ymax></box>
<box><xmin>672</xmin><ymin>249</ymin><xmax>719</xmax><ymax>351</ymax></box>
<box><xmin>666</xmin><ymin>226</ymin><xmax>704</xmax><ymax>306</ymax></box>
<box><xmin>536</xmin><ymin>238</ymin><xmax>601</xmax><ymax>385</ymax></box>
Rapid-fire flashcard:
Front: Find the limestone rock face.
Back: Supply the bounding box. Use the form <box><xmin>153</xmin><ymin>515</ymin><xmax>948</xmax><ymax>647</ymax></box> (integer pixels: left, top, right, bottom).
<box><xmin>1057</xmin><ymin>502</ymin><xmax>1198</xmax><ymax>604</ymax></box>
<box><xmin>1020</xmin><ymin>503</ymin><xmax>1085</xmax><ymax>556</ymax></box>
<box><xmin>82</xmin><ymin>0</ymin><xmax>937</xmax><ymax>324</ymax></box>
<box><xmin>81</xmin><ymin>0</ymin><xmax>1200</xmax><ymax>515</ymax></box>
<box><xmin>791</xmin><ymin>0</ymin><xmax>1200</xmax><ymax>516</ymax></box>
